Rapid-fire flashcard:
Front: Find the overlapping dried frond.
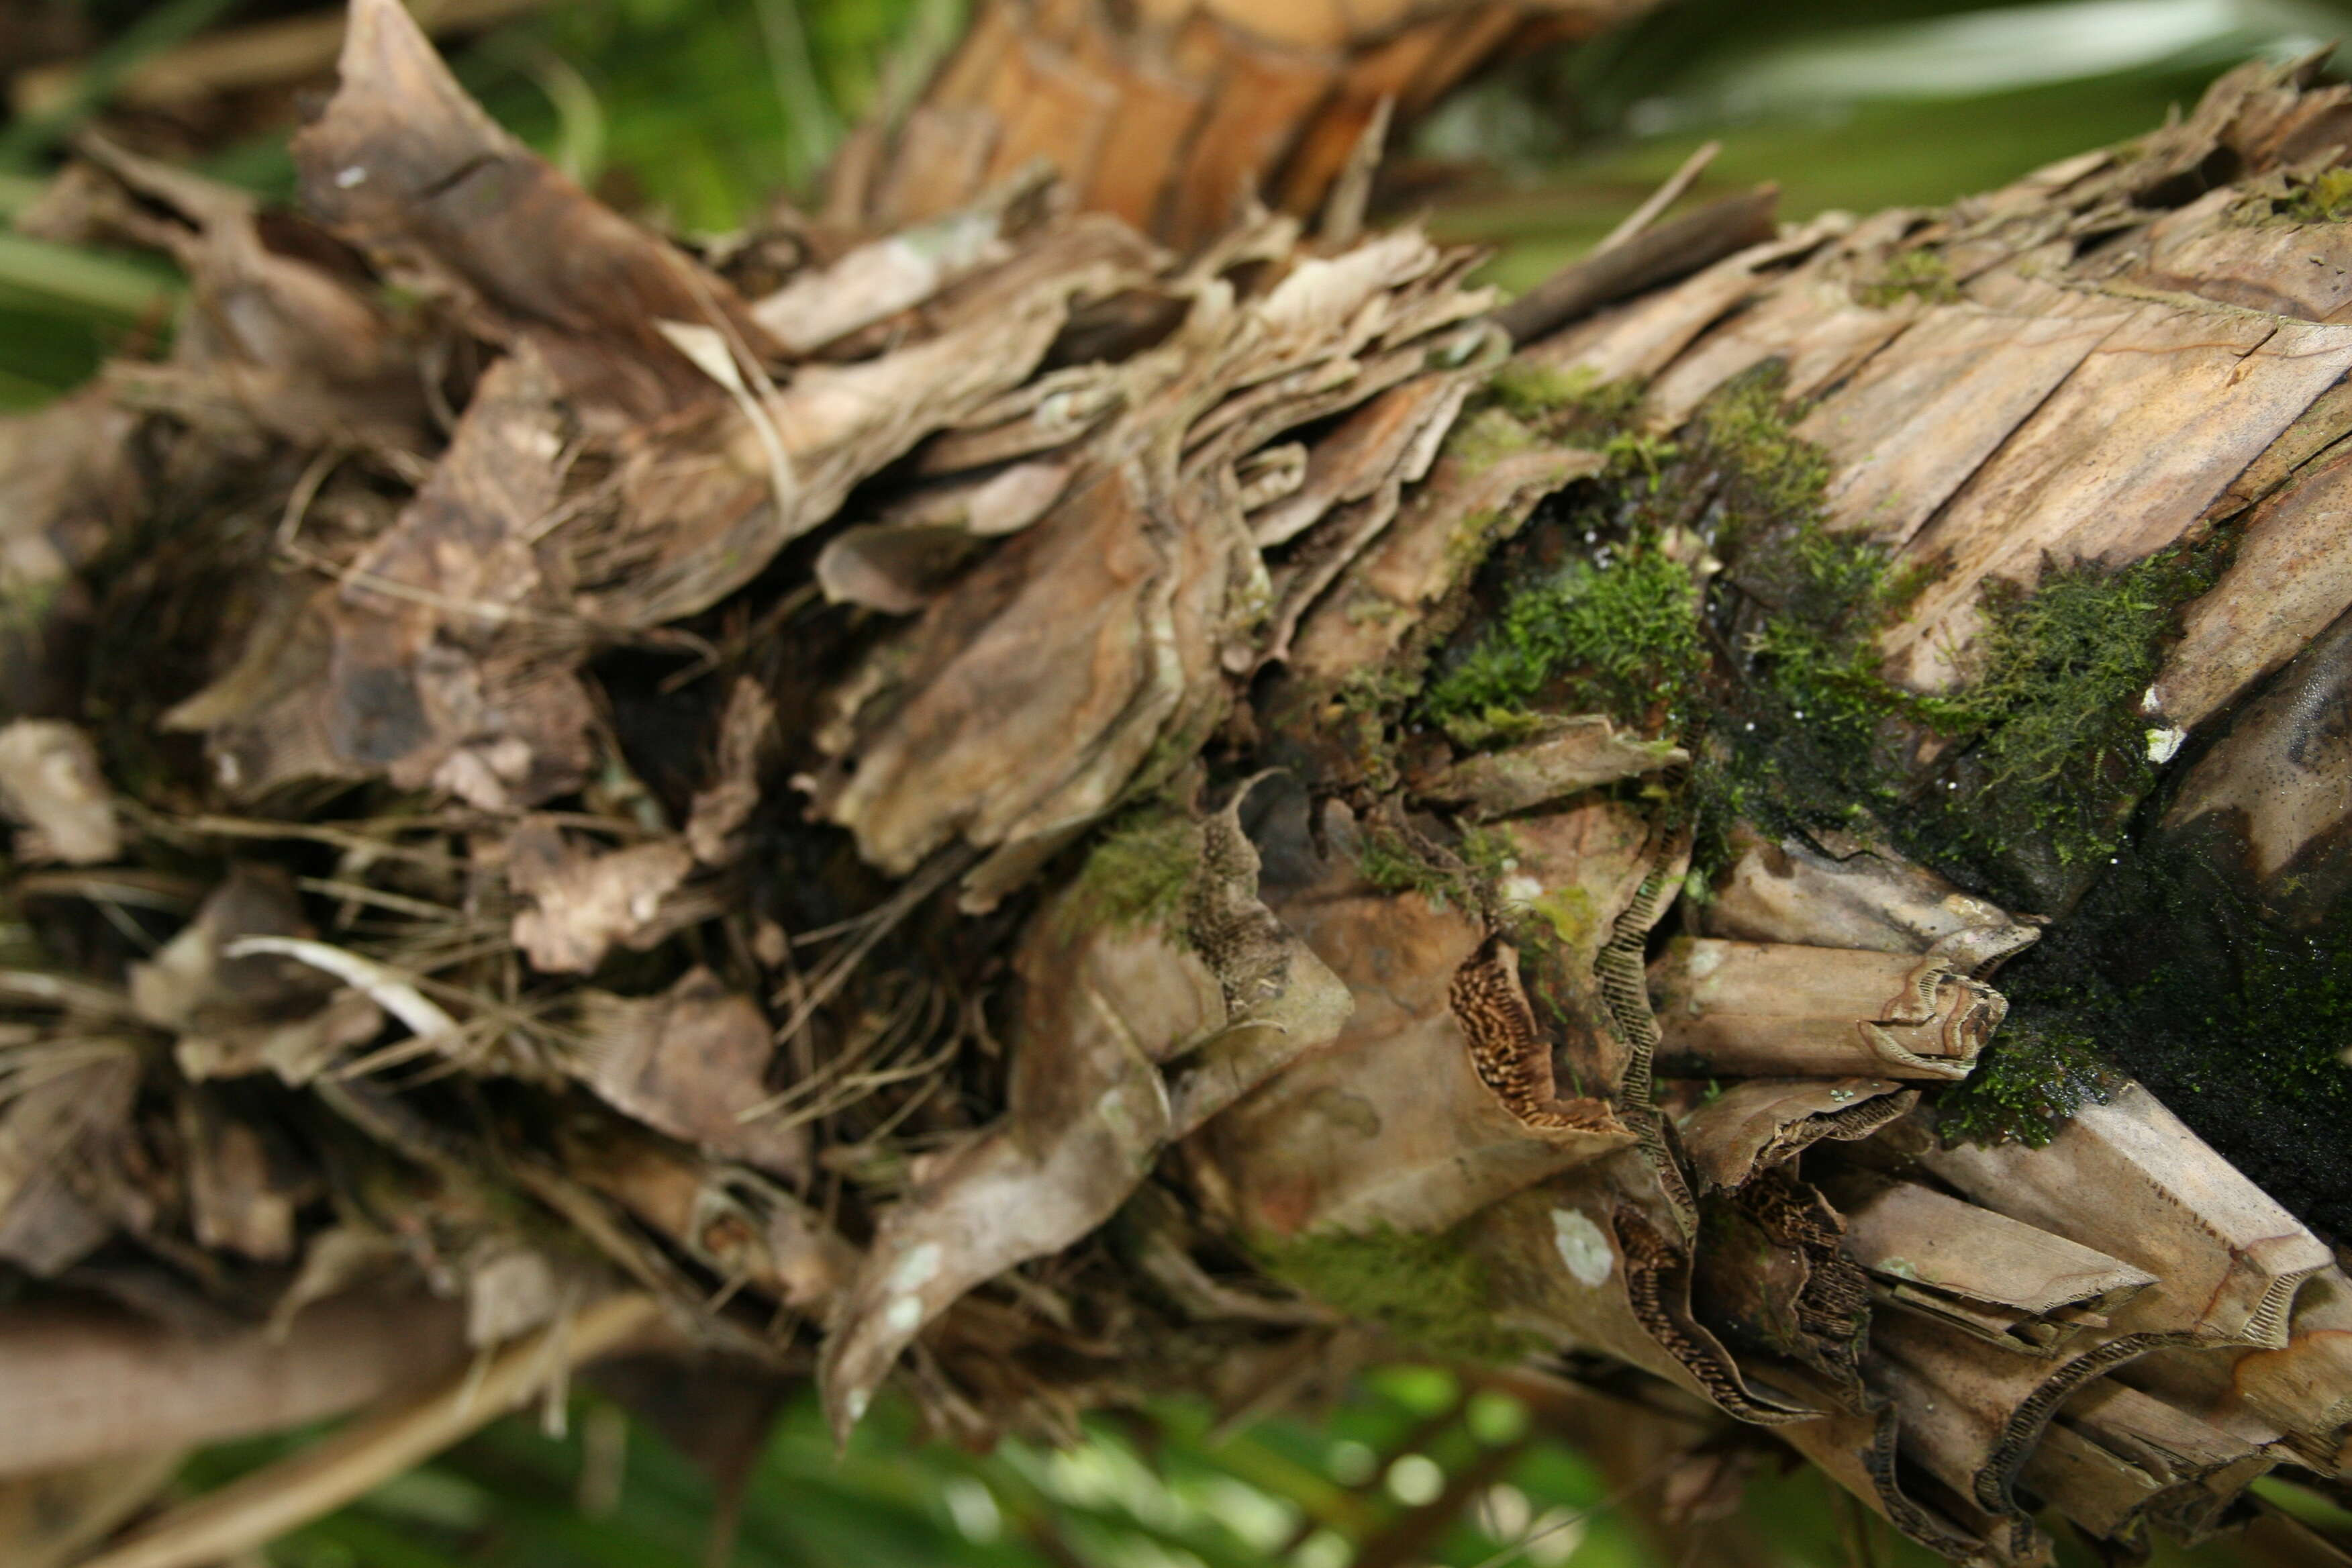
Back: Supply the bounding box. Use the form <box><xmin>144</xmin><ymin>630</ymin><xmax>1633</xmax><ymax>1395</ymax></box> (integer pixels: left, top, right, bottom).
<box><xmin>10</xmin><ymin>13</ymin><xmax>2352</xmax><ymax>1568</ymax></box>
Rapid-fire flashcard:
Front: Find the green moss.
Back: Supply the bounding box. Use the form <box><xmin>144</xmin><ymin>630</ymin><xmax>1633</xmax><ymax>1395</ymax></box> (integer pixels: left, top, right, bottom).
<box><xmin>1421</xmin><ymin>544</ymin><xmax>1704</xmax><ymax>744</ymax></box>
<box><xmin>1447</xmin><ymin>407</ymin><xmax>1542</xmax><ymax>475</ymax></box>
<box><xmin>1686</xmin><ymin>369</ymin><xmax>1834</xmax><ymax>542</ymax></box>
<box><xmin>1855</xmin><ymin>248</ymin><xmax>1961</xmax><ymax>308</ymax></box>
<box><xmin>1067</xmin><ymin>810</ymin><xmax>1202</xmax><ymax>934</ymax></box>
<box><xmin>1953</xmin><ymin>549</ymin><xmax>2218</xmax><ymax>861</ymax></box>
<box><xmin>1990</xmin><ymin>823</ymin><xmax>2352</xmax><ymax>1234</ymax></box>
<box><xmin>1483</xmin><ymin>360</ymin><xmax>1640</xmax><ymax>431</ymax></box>
<box><xmin>1355</xmin><ymin>824</ymin><xmax>1460</xmax><ymax>905</ymax></box>
<box><xmin>1328</xmin><ymin>663</ymin><xmax>1426</xmax><ymax>793</ymax></box>
<box><xmin>1704</xmin><ymin>432</ymin><xmax>2222</xmax><ymax>904</ymax></box>
<box><xmin>2239</xmin><ymin>166</ymin><xmax>2352</xmax><ymax>225</ymax></box>
<box><xmin>1935</xmin><ymin>1024</ymin><xmax>2121</xmax><ymax>1148</ymax></box>
<box><xmin>1259</xmin><ymin>1224</ymin><xmax>1540</xmax><ymax>1363</ymax></box>
<box><xmin>1459</xmin><ymin>824</ymin><xmax>1519</xmax><ymax>886</ymax></box>
<box><xmin>1600</xmin><ymin>431</ymin><xmax>1679</xmax><ymax>491</ymax></box>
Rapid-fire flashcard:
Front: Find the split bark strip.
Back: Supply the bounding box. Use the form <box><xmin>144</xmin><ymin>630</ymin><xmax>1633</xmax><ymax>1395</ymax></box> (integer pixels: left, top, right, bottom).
<box><xmin>1491</xmin><ymin>185</ymin><xmax>1780</xmax><ymax>346</ymax></box>
<box><xmin>1594</xmin><ymin>138</ymin><xmax>1721</xmax><ymax>254</ymax></box>
<box><xmin>68</xmin><ymin>1293</ymin><xmax>662</xmax><ymax>1568</ymax></box>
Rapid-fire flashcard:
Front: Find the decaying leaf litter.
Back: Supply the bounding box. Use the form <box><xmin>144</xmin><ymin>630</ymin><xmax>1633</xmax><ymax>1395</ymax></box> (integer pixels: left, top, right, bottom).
<box><xmin>10</xmin><ymin>4</ymin><xmax>2352</xmax><ymax>1563</ymax></box>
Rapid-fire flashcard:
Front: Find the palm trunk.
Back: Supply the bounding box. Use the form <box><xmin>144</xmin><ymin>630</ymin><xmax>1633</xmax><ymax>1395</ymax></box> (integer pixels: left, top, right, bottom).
<box><xmin>6</xmin><ymin>7</ymin><xmax>2352</xmax><ymax>1566</ymax></box>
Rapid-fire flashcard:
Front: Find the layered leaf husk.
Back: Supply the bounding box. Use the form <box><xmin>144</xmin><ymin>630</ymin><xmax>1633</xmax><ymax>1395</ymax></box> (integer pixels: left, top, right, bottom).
<box><xmin>10</xmin><ymin>13</ymin><xmax>2352</xmax><ymax>1566</ymax></box>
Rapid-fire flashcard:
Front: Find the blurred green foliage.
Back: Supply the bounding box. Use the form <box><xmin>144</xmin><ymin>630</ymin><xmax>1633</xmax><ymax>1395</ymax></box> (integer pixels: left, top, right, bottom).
<box><xmin>180</xmin><ymin>1364</ymin><xmax>1967</xmax><ymax>1568</ymax></box>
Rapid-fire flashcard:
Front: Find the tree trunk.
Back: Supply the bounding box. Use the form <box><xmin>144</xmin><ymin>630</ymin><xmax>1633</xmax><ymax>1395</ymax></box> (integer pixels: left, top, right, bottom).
<box><xmin>7</xmin><ymin>6</ymin><xmax>2352</xmax><ymax>1567</ymax></box>
<box><xmin>830</xmin><ymin>0</ymin><xmax>1657</xmax><ymax>248</ymax></box>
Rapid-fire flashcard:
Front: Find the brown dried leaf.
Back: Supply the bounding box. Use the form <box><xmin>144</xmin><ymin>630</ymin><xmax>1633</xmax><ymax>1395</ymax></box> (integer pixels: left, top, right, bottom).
<box><xmin>28</xmin><ymin>136</ymin><xmax>426</xmax><ymax>450</ymax></box>
<box><xmin>571</xmin><ymin>968</ymin><xmax>804</xmax><ymax>1177</ymax></box>
<box><xmin>820</xmin><ymin>787</ymin><xmax>1348</xmax><ymax>1435</ymax></box>
<box><xmin>507</xmin><ymin>821</ymin><xmax>695</xmax><ymax>975</ymax></box>
<box><xmin>0</xmin><ymin>720</ymin><xmax>119</xmax><ymax>866</ymax></box>
<box><xmin>177</xmin><ymin>1089</ymin><xmax>303</xmax><ymax>1264</ymax></box>
<box><xmin>1649</xmin><ymin>940</ymin><xmax>2006</xmax><ymax>1081</ymax></box>
<box><xmin>817</xmin><ymin>913</ymin><xmax>1183</xmax><ymax>1436</ymax></box>
<box><xmin>0</xmin><ymin>1054</ymin><xmax>138</xmax><ymax>1276</ymax></box>
<box><xmin>586</xmin><ymin>281</ymin><xmax>1081</xmax><ymax>627</ymax></box>
<box><xmin>167</xmin><ymin>352</ymin><xmax>596</xmax><ymax>809</ymax></box>
<box><xmin>293</xmin><ymin>0</ymin><xmax>779</xmax><ymax>421</ymax></box>
<box><xmin>685</xmin><ymin>677</ymin><xmax>779</xmax><ymax>865</ymax></box>
<box><xmin>1677</xmin><ymin>1078</ymin><xmax>1916</xmax><ymax>1193</ymax></box>
<box><xmin>807</xmin><ymin>225</ymin><xmax>1496</xmax><ymax>899</ymax></box>
<box><xmin>1827</xmin><ymin>1172</ymin><xmax>2155</xmax><ymax>1356</ymax></box>
<box><xmin>1413</xmin><ymin>716</ymin><xmax>1687</xmax><ymax>820</ymax></box>
<box><xmin>1923</xmin><ymin>1082</ymin><xmax>2331</xmax><ymax>1346</ymax></box>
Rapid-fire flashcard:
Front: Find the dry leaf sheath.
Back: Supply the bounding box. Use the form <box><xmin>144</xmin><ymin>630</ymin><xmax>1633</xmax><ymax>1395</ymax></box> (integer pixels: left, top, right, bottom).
<box><xmin>7</xmin><ymin>7</ymin><xmax>2352</xmax><ymax>1567</ymax></box>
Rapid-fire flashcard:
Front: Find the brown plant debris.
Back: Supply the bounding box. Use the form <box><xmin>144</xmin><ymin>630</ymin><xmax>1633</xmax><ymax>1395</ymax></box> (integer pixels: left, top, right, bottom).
<box><xmin>11</xmin><ymin>13</ymin><xmax>2352</xmax><ymax>1568</ymax></box>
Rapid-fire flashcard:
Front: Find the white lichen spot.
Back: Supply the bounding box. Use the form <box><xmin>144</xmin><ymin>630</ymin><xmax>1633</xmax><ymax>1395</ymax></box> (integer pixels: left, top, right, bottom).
<box><xmin>885</xmin><ymin>1240</ymin><xmax>942</xmax><ymax>1294</ymax></box>
<box><xmin>2139</xmin><ymin>684</ymin><xmax>2164</xmax><ymax>717</ymax></box>
<box><xmin>844</xmin><ymin>1387</ymin><xmax>870</xmax><ymax>1424</ymax></box>
<box><xmin>1499</xmin><ymin>873</ymin><xmax>1545</xmax><ymax>908</ymax></box>
<box><xmin>1551</xmin><ymin>1208</ymin><xmax>1613</xmax><ymax>1287</ymax></box>
<box><xmin>336</xmin><ymin>164</ymin><xmax>369</xmax><ymax>189</ymax></box>
<box><xmin>2145</xmin><ymin>725</ymin><xmax>2187</xmax><ymax>764</ymax></box>
<box><xmin>883</xmin><ymin>1295</ymin><xmax>924</xmax><ymax>1334</ymax></box>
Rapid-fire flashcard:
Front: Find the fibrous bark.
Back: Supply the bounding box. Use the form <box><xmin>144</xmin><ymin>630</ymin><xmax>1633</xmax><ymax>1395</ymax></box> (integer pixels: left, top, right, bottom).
<box><xmin>7</xmin><ymin>8</ymin><xmax>2352</xmax><ymax>1567</ymax></box>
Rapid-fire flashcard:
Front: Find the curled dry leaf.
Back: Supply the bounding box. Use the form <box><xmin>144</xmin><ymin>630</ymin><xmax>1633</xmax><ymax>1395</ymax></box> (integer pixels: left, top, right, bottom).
<box><xmin>1677</xmin><ymin>1077</ymin><xmax>1916</xmax><ymax>1193</ymax></box>
<box><xmin>292</xmin><ymin>0</ymin><xmax>779</xmax><ymax>422</ymax></box>
<box><xmin>562</xmin><ymin>1118</ymin><xmax>855</xmax><ymax>1312</ymax></box>
<box><xmin>805</xmin><ymin>225</ymin><xmax>1500</xmax><ymax>899</ymax></box>
<box><xmin>1922</xmin><ymin>1083</ymin><xmax>2332</xmax><ymax>1347</ymax></box>
<box><xmin>684</xmin><ymin>677</ymin><xmax>779</xmax><ymax>866</ymax></box>
<box><xmin>820</xmin><ymin>787</ymin><xmax>1349</xmax><ymax>1438</ymax></box>
<box><xmin>506</xmin><ymin>820</ymin><xmax>695</xmax><ymax>975</ymax></box>
<box><xmin>0</xmin><ymin>720</ymin><xmax>119</xmax><ymax>866</ymax></box>
<box><xmin>1825</xmin><ymin>1171</ymin><xmax>2155</xmax><ymax>1357</ymax></box>
<box><xmin>1703</xmin><ymin>829</ymin><xmax>2041</xmax><ymax>976</ymax></box>
<box><xmin>166</xmin><ymin>352</ymin><xmax>596</xmax><ymax>810</ymax></box>
<box><xmin>1412</xmin><ymin>715</ymin><xmax>1687</xmax><ymax>820</ymax></box>
<box><xmin>750</xmin><ymin>176</ymin><xmax>1037</xmax><ymax>353</ymax></box>
<box><xmin>24</xmin><ymin>135</ymin><xmax>426</xmax><ymax>451</ymax></box>
<box><xmin>816</xmin><ymin>462</ymin><xmax>1074</xmax><ymax>614</ymax></box>
<box><xmin>1649</xmin><ymin>940</ymin><xmax>2006</xmax><ymax>1081</ymax></box>
<box><xmin>571</xmin><ymin>969</ymin><xmax>805</xmax><ymax>1178</ymax></box>
<box><xmin>0</xmin><ymin>1053</ymin><xmax>139</xmax><ymax>1277</ymax></box>
<box><xmin>589</xmin><ymin>279</ymin><xmax>1084</xmax><ymax>628</ymax></box>
<box><xmin>1477</xmin><ymin>1152</ymin><xmax>1822</xmax><ymax>1424</ymax></box>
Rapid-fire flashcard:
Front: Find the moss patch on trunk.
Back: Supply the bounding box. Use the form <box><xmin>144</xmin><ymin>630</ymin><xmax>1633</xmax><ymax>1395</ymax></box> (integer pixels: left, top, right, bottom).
<box><xmin>1258</xmin><ymin>1224</ymin><xmax>1540</xmax><ymax>1363</ymax></box>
